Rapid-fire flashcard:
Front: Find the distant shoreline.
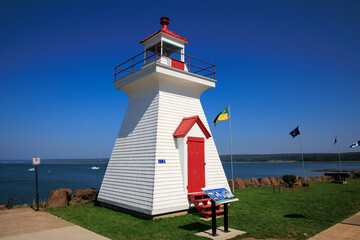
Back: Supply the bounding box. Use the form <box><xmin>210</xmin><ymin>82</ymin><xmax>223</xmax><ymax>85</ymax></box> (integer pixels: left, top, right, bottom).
<box><xmin>44</xmin><ymin>161</ymin><xmax>108</xmax><ymax>164</ymax></box>
<box><xmin>222</xmin><ymin>161</ymin><xmax>360</xmax><ymax>163</ymax></box>
<box><xmin>2</xmin><ymin>152</ymin><xmax>360</xmax><ymax>163</ymax></box>
<box><xmin>1</xmin><ymin>160</ymin><xmax>360</xmax><ymax>164</ymax></box>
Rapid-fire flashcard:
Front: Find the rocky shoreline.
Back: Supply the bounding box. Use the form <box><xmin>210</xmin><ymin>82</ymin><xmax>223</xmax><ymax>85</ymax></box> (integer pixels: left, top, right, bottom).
<box><xmin>227</xmin><ymin>175</ymin><xmax>337</xmax><ymax>189</ymax></box>
<box><xmin>45</xmin><ymin>188</ymin><xmax>98</xmax><ymax>208</ymax></box>
<box><xmin>2</xmin><ymin>171</ymin><xmax>358</xmax><ymax>210</ymax></box>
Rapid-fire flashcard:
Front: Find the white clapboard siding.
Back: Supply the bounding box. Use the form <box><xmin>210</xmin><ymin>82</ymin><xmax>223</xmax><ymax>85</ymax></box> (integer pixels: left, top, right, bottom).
<box><xmin>151</xmin><ymin>91</ymin><xmax>229</xmax><ymax>214</ymax></box>
<box><xmin>99</xmin><ymin>88</ymin><xmax>229</xmax><ymax>215</ymax></box>
<box><xmin>98</xmin><ymin>92</ymin><xmax>159</xmax><ymax>215</ymax></box>
<box><xmin>98</xmin><ymin>67</ymin><xmax>229</xmax><ymax>216</ymax></box>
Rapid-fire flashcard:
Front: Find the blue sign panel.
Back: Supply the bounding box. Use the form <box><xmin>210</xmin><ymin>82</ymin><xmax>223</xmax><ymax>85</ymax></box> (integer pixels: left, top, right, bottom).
<box><xmin>158</xmin><ymin>159</ymin><xmax>166</xmax><ymax>164</ymax></box>
<box><xmin>202</xmin><ymin>187</ymin><xmax>238</xmax><ymax>204</ymax></box>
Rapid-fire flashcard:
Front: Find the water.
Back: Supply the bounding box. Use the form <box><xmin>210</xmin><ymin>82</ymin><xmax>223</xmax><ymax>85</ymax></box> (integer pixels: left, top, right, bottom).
<box><xmin>1</xmin><ymin>161</ymin><xmax>360</xmax><ymax>205</ymax></box>
<box><xmin>222</xmin><ymin>161</ymin><xmax>360</xmax><ymax>179</ymax></box>
<box><xmin>0</xmin><ymin>162</ymin><xmax>107</xmax><ymax>206</ymax></box>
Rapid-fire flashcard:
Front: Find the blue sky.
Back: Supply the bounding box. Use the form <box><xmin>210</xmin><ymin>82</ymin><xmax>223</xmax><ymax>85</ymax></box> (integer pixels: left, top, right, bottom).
<box><xmin>1</xmin><ymin>0</ymin><xmax>359</xmax><ymax>159</ymax></box>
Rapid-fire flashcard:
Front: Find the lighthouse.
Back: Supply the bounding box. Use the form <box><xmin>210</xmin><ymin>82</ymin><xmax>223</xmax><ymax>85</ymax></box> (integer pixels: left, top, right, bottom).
<box><xmin>97</xmin><ymin>17</ymin><xmax>229</xmax><ymax>218</ymax></box>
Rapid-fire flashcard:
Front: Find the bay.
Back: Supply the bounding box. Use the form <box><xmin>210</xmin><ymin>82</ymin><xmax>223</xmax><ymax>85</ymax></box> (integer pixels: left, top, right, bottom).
<box><xmin>0</xmin><ymin>162</ymin><xmax>107</xmax><ymax>206</ymax></box>
<box><xmin>222</xmin><ymin>161</ymin><xmax>360</xmax><ymax>179</ymax></box>
<box><xmin>1</xmin><ymin>161</ymin><xmax>360</xmax><ymax>205</ymax></box>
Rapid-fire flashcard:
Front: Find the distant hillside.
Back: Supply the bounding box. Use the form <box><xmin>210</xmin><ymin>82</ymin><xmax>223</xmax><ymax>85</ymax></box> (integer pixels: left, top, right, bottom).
<box><xmin>220</xmin><ymin>153</ymin><xmax>360</xmax><ymax>162</ymax></box>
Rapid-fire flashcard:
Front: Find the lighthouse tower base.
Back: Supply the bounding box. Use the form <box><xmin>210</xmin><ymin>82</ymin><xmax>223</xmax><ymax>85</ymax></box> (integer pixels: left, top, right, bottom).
<box><xmin>97</xmin><ymin>66</ymin><xmax>229</xmax><ymax>217</ymax></box>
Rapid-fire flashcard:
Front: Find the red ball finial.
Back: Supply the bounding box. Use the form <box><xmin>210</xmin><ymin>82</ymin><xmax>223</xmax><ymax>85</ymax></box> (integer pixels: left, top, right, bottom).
<box><xmin>160</xmin><ymin>17</ymin><xmax>170</xmax><ymax>29</ymax></box>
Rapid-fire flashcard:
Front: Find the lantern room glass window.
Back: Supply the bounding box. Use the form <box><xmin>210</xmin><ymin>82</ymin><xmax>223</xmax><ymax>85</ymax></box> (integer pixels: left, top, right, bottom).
<box><xmin>145</xmin><ymin>41</ymin><xmax>183</xmax><ymax>60</ymax></box>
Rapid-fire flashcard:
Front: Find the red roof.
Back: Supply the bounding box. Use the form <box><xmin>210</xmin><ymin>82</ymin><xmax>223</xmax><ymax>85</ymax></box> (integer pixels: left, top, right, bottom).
<box><xmin>140</xmin><ymin>23</ymin><xmax>189</xmax><ymax>44</ymax></box>
<box><xmin>173</xmin><ymin>116</ymin><xmax>211</xmax><ymax>139</ymax></box>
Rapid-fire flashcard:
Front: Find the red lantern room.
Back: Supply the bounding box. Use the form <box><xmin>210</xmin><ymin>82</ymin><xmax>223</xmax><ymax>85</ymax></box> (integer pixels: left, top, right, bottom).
<box><xmin>140</xmin><ymin>17</ymin><xmax>189</xmax><ymax>71</ymax></box>
<box><xmin>114</xmin><ymin>17</ymin><xmax>215</xmax><ymax>81</ymax></box>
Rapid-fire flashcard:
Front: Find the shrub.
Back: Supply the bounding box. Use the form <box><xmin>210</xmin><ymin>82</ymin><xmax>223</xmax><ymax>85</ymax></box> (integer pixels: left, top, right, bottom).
<box><xmin>5</xmin><ymin>197</ymin><xmax>13</xmax><ymax>209</ymax></box>
<box><xmin>282</xmin><ymin>174</ymin><xmax>297</xmax><ymax>188</ymax></box>
<box><xmin>352</xmin><ymin>172</ymin><xmax>360</xmax><ymax>179</ymax></box>
<box><xmin>302</xmin><ymin>182</ymin><xmax>310</xmax><ymax>187</ymax></box>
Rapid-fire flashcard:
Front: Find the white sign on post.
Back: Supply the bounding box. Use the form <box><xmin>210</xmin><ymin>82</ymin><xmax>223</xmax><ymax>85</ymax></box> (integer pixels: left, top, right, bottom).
<box><xmin>32</xmin><ymin>157</ymin><xmax>40</xmax><ymax>165</ymax></box>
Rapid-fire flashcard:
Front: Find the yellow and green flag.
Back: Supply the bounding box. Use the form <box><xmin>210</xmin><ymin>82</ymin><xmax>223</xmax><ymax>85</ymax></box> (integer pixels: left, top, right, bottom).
<box><xmin>214</xmin><ymin>107</ymin><xmax>229</xmax><ymax>126</ymax></box>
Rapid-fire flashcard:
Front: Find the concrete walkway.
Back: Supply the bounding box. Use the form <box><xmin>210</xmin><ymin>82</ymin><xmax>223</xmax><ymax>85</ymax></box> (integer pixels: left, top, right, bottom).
<box><xmin>0</xmin><ymin>208</ymin><xmax>110</xmax><ymax>240</ymax></box>
<box><xmin>309</xmin><ymin>212</ymin><xmax>360</xmax><ymax>240</ymax></box>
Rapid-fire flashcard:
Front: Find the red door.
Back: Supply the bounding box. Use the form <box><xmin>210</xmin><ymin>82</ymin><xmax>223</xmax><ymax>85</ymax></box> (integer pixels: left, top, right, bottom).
<box><xmin>187</xmin><ymin>137</ymin><xmax>205</xmax><ymax>193</ymax></box>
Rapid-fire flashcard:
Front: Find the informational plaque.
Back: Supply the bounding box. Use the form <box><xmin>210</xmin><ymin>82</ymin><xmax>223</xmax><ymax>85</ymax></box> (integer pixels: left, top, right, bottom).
<box><xmin>202</xmin><ymin>187</ymin><xmax>238</xmax><ymax>204</ymax></box>
<box><xmin>32</xmin><ymin>157</ymin><xmax>40</xmax><ymax>165</ymax></box>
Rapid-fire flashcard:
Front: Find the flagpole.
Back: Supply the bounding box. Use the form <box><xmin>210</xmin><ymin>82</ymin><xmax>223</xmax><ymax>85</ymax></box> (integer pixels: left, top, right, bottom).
<box><xmin>299</xmin><ymin>125</ymin><xmax>306</xmax><ymax>182</ymax></box>
<box><xmin>336</xmin><ymin>135</ymin><xmax>342</xmax><ymax>172</ymax></box>
<box><xmin>228</xmin><ymin>105</ymin><xmax>234</xmax><ymax>192</ymax></box>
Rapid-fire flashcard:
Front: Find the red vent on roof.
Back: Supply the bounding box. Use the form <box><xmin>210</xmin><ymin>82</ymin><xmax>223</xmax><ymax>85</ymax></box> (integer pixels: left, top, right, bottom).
<box><xmin>173</xmin><ymin>116</ymin><xmax>211</xmax><ymax>139</ymax></box>
<box><xmin>140</xmin><ymin>17</ymin><xmax>189</xmax><ymax>44</ymax></box>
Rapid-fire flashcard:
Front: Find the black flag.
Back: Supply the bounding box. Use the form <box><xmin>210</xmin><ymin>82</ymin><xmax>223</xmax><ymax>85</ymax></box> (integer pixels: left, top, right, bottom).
<box><xmin>333</xmin><ymin>136</ymin><xmax>337</xmax><ymax>148</ymax></box>
<box><xmin>289</xmin><ymin>126</ymin><xmax>300</xmax><ymax>138</ymax></box>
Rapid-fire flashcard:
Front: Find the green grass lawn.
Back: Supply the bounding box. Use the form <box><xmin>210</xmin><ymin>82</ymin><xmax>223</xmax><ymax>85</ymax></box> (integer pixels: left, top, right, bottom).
<box><xmin>47</xmin><ymin>180</ymin><xmax>360</xmax><ymax>240</ymax></box>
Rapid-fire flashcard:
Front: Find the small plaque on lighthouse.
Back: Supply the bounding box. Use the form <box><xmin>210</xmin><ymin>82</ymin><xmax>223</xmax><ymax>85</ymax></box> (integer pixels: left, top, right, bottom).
<box><xmin>158</xmin><ymin>159</ymin><xmax>166</xmax><ymax>164</ymax></box>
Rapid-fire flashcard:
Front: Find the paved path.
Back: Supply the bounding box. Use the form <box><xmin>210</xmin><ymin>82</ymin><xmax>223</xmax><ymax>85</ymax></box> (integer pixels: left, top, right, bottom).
<box><xmin>0</xmin><ymin>208</ymin><xmax>110</xmax><ymax>240</ymax></box>
<box><xmin>309</xmin><ymin>212</ymin><xmax>360</xmax><ymax>240</ymax></box>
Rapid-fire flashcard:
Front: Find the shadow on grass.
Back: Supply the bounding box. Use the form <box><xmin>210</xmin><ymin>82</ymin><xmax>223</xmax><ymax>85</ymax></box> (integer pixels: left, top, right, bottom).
<box><xmin>179</xmin><ymin>222</ymin><xmax>210</xmax><ymax>232</ymax></box>
<box><xmin>342</xmin><ymin>190</ymin><xmax>358</xmax><ymax>193</ymax></box>
<box><xmin>283</xmin><ymin>214</ymin><xmax>335</xmax><ymax>223</ymax></box>
<box><xmin>284</xmin><ymin>214</ymin><xmax>306</xmax><ymax>218</ymax></box>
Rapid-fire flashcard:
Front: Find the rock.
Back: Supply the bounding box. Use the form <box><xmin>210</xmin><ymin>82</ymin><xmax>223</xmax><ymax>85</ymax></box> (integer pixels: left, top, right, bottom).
<box><xmin>243</xmin><ymin>179</ymin><xmax>254</xmax><ymax>188</ymax></box>
<box><xmin>22</xmin><ymin>203</ymin><xmax>30</xmax><ymax>208</ymax></box>
<box><xmin>259</xmin><ymin>177</ymin><xmax>271</xmax><ymax>186</ymax></box>
<box><xmin>269</xmin><ymin>177</ymin><xmax>279</xmax><ymax>186</ymax></box>
<box><xmin>279</xmin><ymin>178</ymin><xmax>284</xmax><ymax>184</ymax></box>
<box><xmin>305</xmin><ymin>177</ymin><xmax>315</xmax><ymax>183</ymax></box>
<box><xmin>295</xmin><ymin>176</ymin><xmax>302</xmax><ymax>185</ymax></box>
<box><xmin>69</xmin><ymin>188</ymin><xmax>98</xmax><ymax>205</ymax></box>
<box><xmin>314</xmin><ymin>177</ymin><xmax>321</xmax><ymax>182</ymax></box>
<box><xmin>227</xmin><ymin>179</ymin><xmax>232</xmax><ymax>188</ymax></box>
<box><xmin>0</xmin><ymin>205</ymin><xmax>6</xmax><ymax>210</ymax></box>
<box><xmin>234</xmin><ymin>179</ymin><xmax>246</xmax><ymax>189</ymax></box>
<box><xmin>251</xmin><ymin>178</ymin><xmax>260</xmax><ymax>187</ymax></box>
<box><xmin>351</xmin><ymin>171</ymin><xmax>360</xmax><ymax>179</ymax></box>
<box><xmin>321</xmin><ymin>176</ymin><xmax>334</xmax><ymax>181</ymax></box>
<box><xmin>307</xmin><ymin>177</ymin><xmax>316</xmax><ymax>182</ymax></box>
<box><xmin>227</xmin><ymin>179</ymin><xmax>236</xmax><ymax>189</ymax></box>
<box><xmin>45</xmin><ymin>188</ymin><xmax>72</xmax><ymax>208</ymax></box>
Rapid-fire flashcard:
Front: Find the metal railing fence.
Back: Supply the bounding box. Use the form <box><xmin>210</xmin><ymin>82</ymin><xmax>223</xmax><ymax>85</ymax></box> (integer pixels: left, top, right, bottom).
<box><xmin>114</xmin><ymin>45</ymin><xmax>216</xmax><ymax>81</ymax></box>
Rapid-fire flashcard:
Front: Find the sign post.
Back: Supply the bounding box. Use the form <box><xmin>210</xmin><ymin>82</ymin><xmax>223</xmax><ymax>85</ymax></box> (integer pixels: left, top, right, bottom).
<box><xmin>32</xmin><ymin>157</ymin><xmax>40</xmax><ymax>211</ymax></box>
<box><xmin>224</xmin><ymin>203</ymin><xmax>229</xmax><ymax>232</ymax></box>
<box><xmin>211</xmin><ymin>200</ymin><xmax>217</xmax><ymax>236</ymax></box>
<box><xmin>202</xmin><ymin>188</ymin><xmax>239</xmax><ymax>236</ymax></box>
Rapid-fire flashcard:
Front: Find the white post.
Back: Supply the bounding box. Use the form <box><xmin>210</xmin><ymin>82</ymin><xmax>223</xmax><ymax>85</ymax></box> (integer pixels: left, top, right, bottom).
<box><xmin>299</xmin><ymin>125</ymin><xmax>306</xmax><ymax>182</ymax></box>
<box><xmin>228</xmin><ymin>105</ymin><xmax>234</xmax><ymax>192</ymax></box>
<box><xmin>336</xmin><ymin>135</ymin><xmax>342</xmax><ymax>172</ymax></box>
